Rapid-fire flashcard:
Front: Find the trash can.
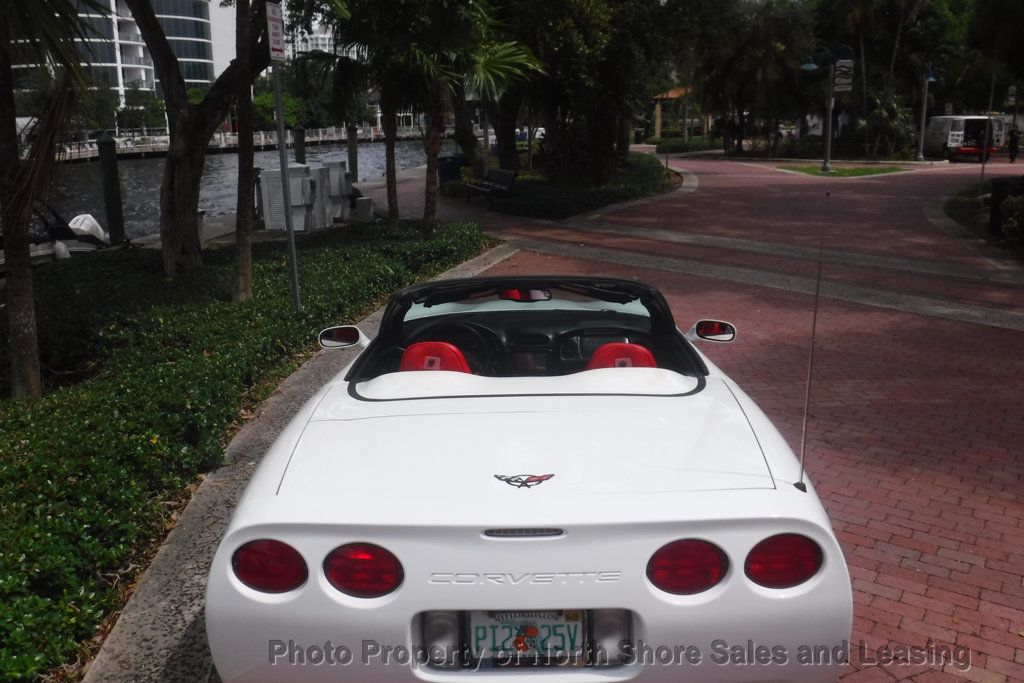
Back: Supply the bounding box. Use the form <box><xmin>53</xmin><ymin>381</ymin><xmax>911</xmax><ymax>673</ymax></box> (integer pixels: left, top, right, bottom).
<box><xmin>634</xmin><ymin>129</ymin><xmax>643</xmax><ymax>144</ymax></box>
<box><xmin>990</xmin><ymin>176</ymin><xmax>1024</xmax><ymax>237</ymax></box>
<box><xmin>438</xmin><ymin>155</ymin><xmax>465</xmax><ymax>184</ymax></box>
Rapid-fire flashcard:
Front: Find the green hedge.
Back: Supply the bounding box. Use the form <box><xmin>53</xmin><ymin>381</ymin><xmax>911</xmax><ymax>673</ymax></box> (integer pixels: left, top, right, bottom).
<box><xmin>442</xmin><ymin>153</ymin><xmax>672</xmax><ymax>220</ymax></box>
<box><xmin>1001</xmin><ymin>195</ymin><xmax>1024</xmax><ymax>241</ymax></box>
<box><xmin>654</xmin><ymin>136</ymin><xmax>718</xmax><ymax>154</ymax></box>
<box><xmin>0</xmin><ymin>222</ymin><xmax>486</xmax><ymax>681</ymax></box>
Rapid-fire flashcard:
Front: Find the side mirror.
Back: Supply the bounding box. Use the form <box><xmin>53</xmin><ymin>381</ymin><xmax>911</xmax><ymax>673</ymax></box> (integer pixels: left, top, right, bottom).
<box><xmin>685</xmin><ymin>320</ymin><xmax>737</xmax><ymax>343</ymax></box>
<box><xmin>318</xmin><ymin>325</ymin><xmax>369</xmax><ymax>349</ymax></box>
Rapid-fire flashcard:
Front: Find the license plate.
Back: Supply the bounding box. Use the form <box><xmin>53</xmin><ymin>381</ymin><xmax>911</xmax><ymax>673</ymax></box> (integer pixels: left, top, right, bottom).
<box><xmin>468</xmin><ymin>609</ymin><xmax>587</xmax><ymax>665</ymax></box>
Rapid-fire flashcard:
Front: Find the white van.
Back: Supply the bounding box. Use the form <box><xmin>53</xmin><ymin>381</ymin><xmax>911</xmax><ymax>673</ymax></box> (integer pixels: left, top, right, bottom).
<box><xmin>924</xmin><ymin>115</ymin><xmax>1005</xmax><ymax>160</ymax></box>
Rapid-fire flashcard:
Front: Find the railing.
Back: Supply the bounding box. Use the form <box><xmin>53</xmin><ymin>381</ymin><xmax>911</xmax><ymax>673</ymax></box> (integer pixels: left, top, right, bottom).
<box><xmin>119</xmin><ymin>32</ymin><xmax>145</xmax><ymax>43</ymax></box>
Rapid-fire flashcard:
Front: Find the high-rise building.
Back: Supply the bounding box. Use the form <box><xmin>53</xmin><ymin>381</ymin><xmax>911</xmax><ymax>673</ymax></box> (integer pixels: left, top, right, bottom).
<box><xmin>13</xmin><ymin>0</ymin><xmax>215</xmax><ymax>104</ymax></box>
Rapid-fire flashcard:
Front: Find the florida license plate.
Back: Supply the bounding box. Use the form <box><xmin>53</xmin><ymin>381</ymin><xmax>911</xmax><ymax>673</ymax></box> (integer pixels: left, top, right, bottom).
<box><xmin>468</xmin><ymin>609</ymin><xmax>587</xmax><ymax>665</ymax></box>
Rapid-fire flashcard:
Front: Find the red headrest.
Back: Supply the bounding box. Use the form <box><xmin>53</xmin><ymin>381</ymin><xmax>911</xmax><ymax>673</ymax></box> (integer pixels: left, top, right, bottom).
<box><xmin>585</xmin><ymin>342</ymin><xmax>656</xmax><ymax>370</ymax></box>
<box><xmin>399</xmin><ymin>341</ymin><xmax>472</xmax><ymax>373</ymax></box>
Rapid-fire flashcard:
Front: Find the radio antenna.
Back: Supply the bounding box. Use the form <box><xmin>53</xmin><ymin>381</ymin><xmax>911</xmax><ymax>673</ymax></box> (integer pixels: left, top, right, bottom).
<box><xmin>795</xmin><ymin>190</ymin><xmax>830</xmax><ymax>493</ymax></box>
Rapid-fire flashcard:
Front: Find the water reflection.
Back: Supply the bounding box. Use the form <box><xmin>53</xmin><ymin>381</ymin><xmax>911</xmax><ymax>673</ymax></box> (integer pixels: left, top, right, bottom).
<box><xmin>49</xmin><ymin>139</ymin><xmax>452</xmax><ymax>238</ymax></box>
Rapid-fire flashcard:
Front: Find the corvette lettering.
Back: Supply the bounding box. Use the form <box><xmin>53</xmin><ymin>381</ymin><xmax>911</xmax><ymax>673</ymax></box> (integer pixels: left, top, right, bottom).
<box><xmin>429</xmin><ymin>571</ymin><xmax>621</xmax><ymax>585</ymax></box>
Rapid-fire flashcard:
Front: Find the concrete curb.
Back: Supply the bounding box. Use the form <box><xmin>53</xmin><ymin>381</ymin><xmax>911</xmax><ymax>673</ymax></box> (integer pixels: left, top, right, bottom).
<box><xmin>82</xmin><ymin>243</ymin><xmax>518</xmax><ymax>683</ymax></box>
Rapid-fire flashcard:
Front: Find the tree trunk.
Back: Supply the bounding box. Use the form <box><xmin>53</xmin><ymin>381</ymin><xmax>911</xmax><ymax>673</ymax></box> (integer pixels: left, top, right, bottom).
<box><xmin>160</xmin><ymin>112</ymin><xmax>207</xmax><ymax>275</ymax></box>
<box><xmin>346</xmin><ymin>123</ymin><xmax>359</xmax><ymax>181</ymax></box>
<box><xmin>0</xmin><ymin>44</ymin><xmax>42</xmax><ymax>398</ymax></box>
<box><xmin>124</xmin><ymin>0</ymin><xmax>269</xmax><ymax>276</ymax></box>
<box><xmin>422</xmin><ymin>93</ymin><xmax>444</xmax><ymax>225</ymax></box>
<box><xmin>616</xmin><ymin>115</ymin><xmax>632</xmax><ymax>157</ymax></box>
<box><xmin>233</xmin><ymin>0</ymin><xmax>254</xmax><ymax>302</ymax></box>
<box><xmin>451</xmin><ymin>82</ymin><xmax>487</xmax><ymax>176</ymax></box>
<box><xmin>490</xmin><ymin>90</ymin><xmax>522</xmax><ymax>171</ymax></box>
<box><xmin>380</xmin><ymin>96</ymin><xmax>399</xmax><ymax>220</ymax></box>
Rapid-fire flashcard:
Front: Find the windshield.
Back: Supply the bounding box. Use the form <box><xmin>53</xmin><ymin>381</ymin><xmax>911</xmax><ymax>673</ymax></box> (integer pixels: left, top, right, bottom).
<box><xmin>405</xmin><ymin>292</ymin><xmax>651</xmax><ymax>321</ymax></box>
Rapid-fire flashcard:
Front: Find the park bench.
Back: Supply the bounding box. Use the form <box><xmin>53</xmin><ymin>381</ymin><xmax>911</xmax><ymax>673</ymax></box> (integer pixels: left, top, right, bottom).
<box><xmin>465</xmin><ymin>168</ymin><xmax>517</xmax><ymax>208</ymax></box>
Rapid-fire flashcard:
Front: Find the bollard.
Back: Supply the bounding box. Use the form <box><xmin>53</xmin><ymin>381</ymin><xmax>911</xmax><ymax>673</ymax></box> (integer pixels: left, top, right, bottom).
<box><xmin>96</xmin><ymin>132</ymin><xmax>126</xmax><ymax>244</ymax></box>
<box><xmin>294</xmin><ymin>124</ymin><xmax>306</xmax><ymax>164</ymax></box>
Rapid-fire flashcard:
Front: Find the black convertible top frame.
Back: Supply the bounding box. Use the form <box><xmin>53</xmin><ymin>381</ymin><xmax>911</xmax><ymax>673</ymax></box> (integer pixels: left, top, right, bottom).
<box><xmin>344</xmin><ymin>276</ymin><xmax>709</xmax><ymax>382</ymax></box>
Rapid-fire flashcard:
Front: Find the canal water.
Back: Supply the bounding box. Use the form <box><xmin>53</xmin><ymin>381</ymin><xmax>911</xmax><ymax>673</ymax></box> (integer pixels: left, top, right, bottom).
<box><xmin>49</xmin><ymin>139</ymin><xmax>455</xmax><ymax>239</ymax></box>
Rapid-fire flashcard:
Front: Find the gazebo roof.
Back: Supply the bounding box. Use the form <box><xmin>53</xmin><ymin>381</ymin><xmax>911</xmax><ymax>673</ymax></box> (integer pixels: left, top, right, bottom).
<box><xmin>653</xmin><ymin>87</ymin><xmax>690</xmax><ymax>101</ymax></box>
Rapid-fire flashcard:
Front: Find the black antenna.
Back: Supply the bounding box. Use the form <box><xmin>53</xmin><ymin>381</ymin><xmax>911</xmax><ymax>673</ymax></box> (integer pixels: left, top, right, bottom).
<box><xmin>795</xmin><ymin>189</ymin><xmax>830</xmax><ymax>492</ymax></box>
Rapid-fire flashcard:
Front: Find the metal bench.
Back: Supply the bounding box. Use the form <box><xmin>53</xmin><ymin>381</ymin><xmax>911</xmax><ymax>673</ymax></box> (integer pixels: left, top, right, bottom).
<box><xmin>465</xmin><ymin>168</ymin><xmax>517</xmax><ymax>208</ymax></box>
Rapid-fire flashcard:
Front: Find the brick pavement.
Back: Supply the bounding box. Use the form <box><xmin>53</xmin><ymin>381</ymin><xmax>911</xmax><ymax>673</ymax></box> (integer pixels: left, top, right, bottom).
<box><xmin>407</xmin><ymin>155</ymin><xmax>1024</xmax><ymax>681</ymax></box>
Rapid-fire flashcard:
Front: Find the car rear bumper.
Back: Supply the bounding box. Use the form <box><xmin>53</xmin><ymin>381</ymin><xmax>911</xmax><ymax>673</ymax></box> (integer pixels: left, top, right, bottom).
<box><xmin>207</xmin><ymin>517</ymin><xmax>852</xmax><ymax>683</ymax></box>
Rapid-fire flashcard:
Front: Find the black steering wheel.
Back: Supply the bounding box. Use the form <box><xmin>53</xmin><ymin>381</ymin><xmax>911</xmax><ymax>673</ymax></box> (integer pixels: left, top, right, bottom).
<box><xmin>414</xmin><ymin>322</ymin><xmax>504</xmax><ymax>375</ymax></box>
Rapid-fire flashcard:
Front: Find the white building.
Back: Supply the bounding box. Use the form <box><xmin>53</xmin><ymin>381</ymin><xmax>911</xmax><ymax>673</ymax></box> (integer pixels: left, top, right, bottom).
<box><xmin>14</xmin><ymin>0</ymin><xmax>215</xmax><ymax>104</ymax></box>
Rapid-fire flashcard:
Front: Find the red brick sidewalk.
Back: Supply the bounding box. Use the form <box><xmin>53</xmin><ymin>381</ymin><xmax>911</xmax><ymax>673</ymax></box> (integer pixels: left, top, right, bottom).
<box><xmin>391</xmin><ymin>155</ymin><xmax>1024</xmax><ymax>681</ymax></box>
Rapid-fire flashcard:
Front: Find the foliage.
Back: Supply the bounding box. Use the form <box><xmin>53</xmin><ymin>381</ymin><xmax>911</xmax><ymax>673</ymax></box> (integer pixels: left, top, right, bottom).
<box><xmin>1000</xmin><ymin>195</ymin><xmax>1024</xmax><ymax>242</ymax></box>
<box><xmin>654</xmin><ymin>136</ymin><xmax>718</xmax><ymax>154</ymax></box>
<box><xmin>117</xmin><ymin>84</ymin><xmax>167</xmax><ymax>131</ymax></box>
<box><xmin>443</xmin><ymin>152</ymin><xmax>671</xmax><ymax>219</ymax></box>
<box><xmin>0</xmin><ymin>222</ymin><xmax>486</xmax><ymax>680</ymax></box>
<box><xmin>13</xmin><ymin>68</ymin><xmax>119</xmax><ymax>139</ymax></box>
<box><xmin>252</xmin><ymin>89</ymin><xmax>302</xmax><ymax>129</ymax></box>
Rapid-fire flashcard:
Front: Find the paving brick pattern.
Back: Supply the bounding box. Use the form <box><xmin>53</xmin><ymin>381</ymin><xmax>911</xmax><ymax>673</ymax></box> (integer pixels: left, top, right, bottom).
<box><xmin>436</xmin><ymin>156</ymin><xmax>1024</xmax><ymax>681</ymax></box>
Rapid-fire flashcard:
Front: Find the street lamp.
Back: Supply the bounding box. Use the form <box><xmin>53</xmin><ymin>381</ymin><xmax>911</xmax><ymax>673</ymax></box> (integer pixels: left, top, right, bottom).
<box><xmin>802</xmin><ymin>46</ymin><xmax>854</xmax><ymax>173</ymax></box>
<box><xmin>916</xmin><ymin>64</ymin><xmax>937</xmax><ymax>162</ymax></box>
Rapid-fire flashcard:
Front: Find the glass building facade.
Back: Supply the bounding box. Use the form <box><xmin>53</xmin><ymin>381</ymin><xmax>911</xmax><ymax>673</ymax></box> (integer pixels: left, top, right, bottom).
<box><xmin>12</xmin><ymin>0</ymin><xmax>215</xmax><ymax>105</ymax></box>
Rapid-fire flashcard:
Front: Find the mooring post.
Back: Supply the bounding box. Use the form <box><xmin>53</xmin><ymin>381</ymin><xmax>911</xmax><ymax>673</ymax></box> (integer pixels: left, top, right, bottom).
<box><xmin>294</xmin><ymin>124</ymin><xmax>306</xmax><ymax>164</ymax></box>
<box><xmin>97</xmin><ymin>132</ymin><xmax>125</xmax><ymax>244</ymax></box>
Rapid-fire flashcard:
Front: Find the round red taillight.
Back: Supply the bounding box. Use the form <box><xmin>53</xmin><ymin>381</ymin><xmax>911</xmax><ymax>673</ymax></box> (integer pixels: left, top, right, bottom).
<box><xmin>232</xmin><ymin>539</ymin><xmax>308</xmax><ymax>593</ymax></box>
<box><xmin>324</xmin><ymin>543</ymin><xmax>404</xmax><ymax>598</ymax></box>
<box><xmin>745</xmin><ymin>534</ymin><xmax>823</xmax><ymax>588</ymax></box>
<box><xmin>647</xmin><ymin>539</ymin><xmax>729</xmax><ymax>595</ymax></box>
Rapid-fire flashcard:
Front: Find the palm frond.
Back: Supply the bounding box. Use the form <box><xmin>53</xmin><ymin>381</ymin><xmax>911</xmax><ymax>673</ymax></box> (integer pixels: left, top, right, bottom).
<box><xmin>465</xmin><ymin>41</ymin><xmax>544</xmax><ymax>101</ymax></box>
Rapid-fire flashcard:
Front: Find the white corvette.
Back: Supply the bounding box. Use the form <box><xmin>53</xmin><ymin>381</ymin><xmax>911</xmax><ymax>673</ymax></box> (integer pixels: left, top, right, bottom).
<box><xmin>206</xmin><ymin>276</ymin><xmax>852</xmax><ymax>683</ymax></box>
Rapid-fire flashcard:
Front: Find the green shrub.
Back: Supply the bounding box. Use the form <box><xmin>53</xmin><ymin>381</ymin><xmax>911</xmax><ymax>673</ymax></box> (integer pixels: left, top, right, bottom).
<box><xmin>654</xmin><ymin>136</ymin><xmax>718</xmax><ymax>154</ymax></box>
<box><xmin>1001</xmin><ymin>195</ymin><xmax>1024</xmax><ymax>241</ymax></box>
<box><xmin>0</xmin><ymin>221</ymin><xmax>486</xmax><ymax>681</ymax></box>
<box><xmin>480</xmin><ymin>152</ymin><xmax>671</xmax><ymax>220</ymax></box>
<box><xmin>659</xmin><ymin>128</ymin><xmax>684</xmax><ymax>138</ymax></box>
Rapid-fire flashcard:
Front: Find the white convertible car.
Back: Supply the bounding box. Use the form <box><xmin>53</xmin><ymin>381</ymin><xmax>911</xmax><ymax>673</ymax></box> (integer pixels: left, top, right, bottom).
<box><xmin>206</xmin><ymin>276</ymin><xmax>852</xmax><ymax>682</ymax></box>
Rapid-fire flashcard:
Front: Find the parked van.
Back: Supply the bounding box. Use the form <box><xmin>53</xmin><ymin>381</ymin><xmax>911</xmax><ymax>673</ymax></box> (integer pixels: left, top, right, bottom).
<box><xmin>924</xmin><ymin>115</ymin><xmax>1005</xmax><ymax>160</ymax></box>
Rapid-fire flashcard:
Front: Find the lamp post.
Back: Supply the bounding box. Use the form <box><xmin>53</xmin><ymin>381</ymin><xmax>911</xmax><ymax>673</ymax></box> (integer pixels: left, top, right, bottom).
<box><xmin>802</xmin><ymin>47</ymin><xmax>854</xmax><ymax>173</ymax></box>
<box><xmin>916</xmin><ymin>64</ymin><xmax>937</xmax><ymax>162</ymax></box>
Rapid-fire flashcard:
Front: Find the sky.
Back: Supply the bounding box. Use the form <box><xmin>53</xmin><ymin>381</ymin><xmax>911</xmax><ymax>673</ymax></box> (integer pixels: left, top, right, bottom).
<box><xmin>209</xmin><ymin>1</ymin><xmax>235</xmax><ymax>78</ymax></box>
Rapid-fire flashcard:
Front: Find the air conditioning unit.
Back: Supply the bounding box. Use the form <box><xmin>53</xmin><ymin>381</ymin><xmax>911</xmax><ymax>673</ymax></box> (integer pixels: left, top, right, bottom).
<box><xmin>260</xmin><ymin>163</ymin><xmax>312</xmax><ymax>231</ymax></box>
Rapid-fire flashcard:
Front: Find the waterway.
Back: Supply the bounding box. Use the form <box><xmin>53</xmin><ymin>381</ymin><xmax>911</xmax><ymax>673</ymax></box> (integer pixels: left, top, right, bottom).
<box><xmin>49</xmin><ymin>139</ymin><xmax>455</xmax><ymax>239</ymax></box>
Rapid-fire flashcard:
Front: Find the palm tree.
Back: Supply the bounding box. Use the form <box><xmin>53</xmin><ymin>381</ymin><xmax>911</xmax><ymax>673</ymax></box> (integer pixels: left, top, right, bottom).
<box><xmin>0</xmin><ymin>0</ymin><xmax>108</xmax><ymax>398</ymax></box>
<box><xmin>414</xmin><ymin>36</ymin><xmax>541</xmax><ymax>222</ymax></box>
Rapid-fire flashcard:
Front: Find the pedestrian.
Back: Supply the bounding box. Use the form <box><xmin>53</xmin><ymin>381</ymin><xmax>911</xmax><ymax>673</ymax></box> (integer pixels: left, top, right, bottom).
<box><xmin>1009</xmin><ymin>128</ymin><xmax>1020</xmax><ymax>164</ymax></box>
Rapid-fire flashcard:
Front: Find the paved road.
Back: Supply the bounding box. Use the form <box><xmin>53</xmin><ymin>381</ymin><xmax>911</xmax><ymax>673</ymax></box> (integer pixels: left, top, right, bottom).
<box><xmin>87</xmin><ymin>155</ymin><xmax>1024</xmax><ymax>682</ymax></box>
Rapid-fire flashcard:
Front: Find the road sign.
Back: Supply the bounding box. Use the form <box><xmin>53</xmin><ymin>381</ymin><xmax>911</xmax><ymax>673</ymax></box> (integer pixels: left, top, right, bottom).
<box><xmin>266</xmin><ymin>1</ymin><xmax>286</xmax><ymax>62</ymax></box>
<box><xmin>1009</xmin><ymin>85</ymin><xmax>1017</xmax><ymax>106</ymax></box>
<box><xmin>834</xmin><ymin>59</ymin><xmax>854</xmax><ymax>93</ymax></box>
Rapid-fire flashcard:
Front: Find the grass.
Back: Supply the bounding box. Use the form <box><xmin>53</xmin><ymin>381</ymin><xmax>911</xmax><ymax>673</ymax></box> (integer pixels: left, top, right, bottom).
<box><xmin>778</xmin><ymin>165</ymin><xmax>906</xmax><ymax>178</ymax></box>
<box><xmin>0</xmin><ymin>221</ymin><xmax>487</xmax><ymax>681</ymax></box>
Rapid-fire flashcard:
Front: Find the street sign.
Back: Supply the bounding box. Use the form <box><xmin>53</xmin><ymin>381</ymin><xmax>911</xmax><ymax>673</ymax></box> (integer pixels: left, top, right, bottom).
<box><xmin>266</xmin><ymin>1</ymin><xmax>286</xmax><ymax>62</ymax></box>
<box><xmin>1009</xmin><ymin>85</ymin><xmax>1017</xmax><ymax>106</ymax></box>
<box><xmin>833</xmin><ymin>59</ymin><xmax>854</xmax><ymax>93</ymax></box>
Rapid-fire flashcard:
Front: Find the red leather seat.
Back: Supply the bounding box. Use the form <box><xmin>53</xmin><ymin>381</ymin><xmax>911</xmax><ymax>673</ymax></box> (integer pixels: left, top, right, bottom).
<box><xmin>585</xmin><ymin>342</ymin><xmax>657</xmax><ymax>369</ymax></box>
<box><xmin>399</xmin><ymin>341</ymin><xmax>472</xmax><ymax>373</ymax></box>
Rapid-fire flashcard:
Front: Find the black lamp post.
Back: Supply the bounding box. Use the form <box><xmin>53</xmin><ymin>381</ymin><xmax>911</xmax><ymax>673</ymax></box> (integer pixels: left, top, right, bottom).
<box><xmin>802</xmin><ymin>46</ymin><xmax>854</xmax><ymax>172</ymax></box>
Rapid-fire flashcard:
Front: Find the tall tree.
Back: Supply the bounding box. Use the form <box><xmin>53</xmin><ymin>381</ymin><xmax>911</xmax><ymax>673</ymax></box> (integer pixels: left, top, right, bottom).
<box><xmin>122</xmin><ymin>0</ymin><xmax>272</xmax><ymax>275</ymax></box>
<box><xmin>406</xmin><ymin>6</ymin><xmax>539</xmax><ymax>222</ymax></box>
<box><xmin>0</xmin><ymin>0</ymin><xmax>106</xmax><ymax>398</ymax></box>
